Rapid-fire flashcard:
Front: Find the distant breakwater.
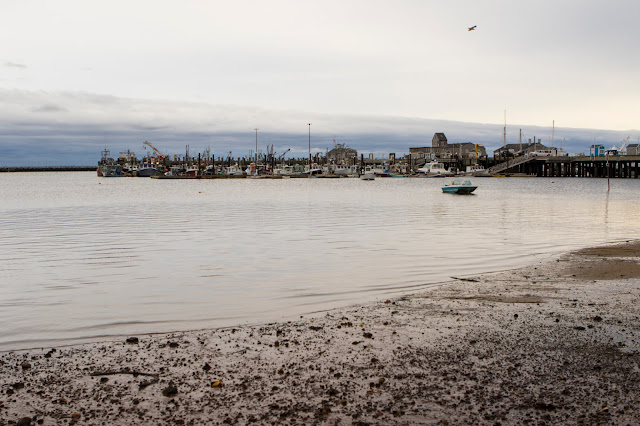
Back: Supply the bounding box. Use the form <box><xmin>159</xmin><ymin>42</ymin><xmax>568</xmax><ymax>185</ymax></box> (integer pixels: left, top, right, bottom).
<box><xmin>1</xmin><ymin>166</ymin><xmax>95</xmax><ymax>172</ymax></box>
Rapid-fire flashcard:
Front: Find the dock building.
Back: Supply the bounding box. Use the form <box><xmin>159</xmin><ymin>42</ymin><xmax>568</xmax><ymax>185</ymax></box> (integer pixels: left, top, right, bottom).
<box><xmin>327</xmin><ymin>142</ymin><xmax>358</xmax><ymax>164</ymax></box>
<box><xmin>409</xmin><ymin>133</ymin><xmax>487</xmax><ymax>161</ymax></box>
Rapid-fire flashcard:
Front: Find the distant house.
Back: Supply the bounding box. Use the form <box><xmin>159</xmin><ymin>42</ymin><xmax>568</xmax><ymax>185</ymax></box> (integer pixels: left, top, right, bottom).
<box><xmin>432</xmin><ymin>133</ymin><xmax>448</xmax><ymax>149</ymax></box>
<box><xmin>626</xmin><ymin>144</ymin><xmax>639</xmax><ymax>156</ymax></box>
<box><xmin>410</xmin><ymin>133</ymin><xmax>487</xmax><ymax>160</ymax></box>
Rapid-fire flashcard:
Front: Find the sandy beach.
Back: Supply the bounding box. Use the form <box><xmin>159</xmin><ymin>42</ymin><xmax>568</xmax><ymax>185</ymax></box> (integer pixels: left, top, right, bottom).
<box><xmin>2</xmin><ymin>241</ymin><xmax>640</xmax><ymax>425</ymax></box>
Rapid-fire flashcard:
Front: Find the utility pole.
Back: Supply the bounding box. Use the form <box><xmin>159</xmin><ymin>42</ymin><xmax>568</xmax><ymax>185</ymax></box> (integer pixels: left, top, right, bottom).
<box><xmin>307</xmin><ymin>123</ymin><xmax>312</xmax><ymax>177</ymax></box>
<box><xmin>519</xmin><ymin>129</ymin><xmax>522</xmax><ymax>153</ymax></box>
<box><xmin>254</xmin><ymin>128</ymin><xmax>259</xmax><ymax>176</ymax></box>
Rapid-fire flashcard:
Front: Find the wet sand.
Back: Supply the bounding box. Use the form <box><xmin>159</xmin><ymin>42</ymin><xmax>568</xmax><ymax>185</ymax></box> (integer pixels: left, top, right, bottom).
<box><xmin>2</xmin><ymin>241</ymin><xmax>640</xmax><ymax>425</ymax></box>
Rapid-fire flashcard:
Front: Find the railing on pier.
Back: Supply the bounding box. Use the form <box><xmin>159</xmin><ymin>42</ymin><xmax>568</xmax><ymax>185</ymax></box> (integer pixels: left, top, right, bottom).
<box><xmin>487</xmin><ymin>153</ymin><xmax>537</xmax><ymax>174</ymax></box>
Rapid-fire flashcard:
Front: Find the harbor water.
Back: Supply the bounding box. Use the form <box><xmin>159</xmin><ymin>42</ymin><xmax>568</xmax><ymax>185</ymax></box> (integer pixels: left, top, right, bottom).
<box><xmin>1</xmin><ymin>172</ymin><xmax>639</xmax><ymax>350</ymax></box>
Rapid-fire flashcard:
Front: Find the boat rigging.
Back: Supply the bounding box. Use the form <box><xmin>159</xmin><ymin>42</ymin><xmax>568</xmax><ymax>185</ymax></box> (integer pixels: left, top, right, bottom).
<box><xmin>143</xmin><ymin>141</ymin><xmax>167</xmax><ymax>160</ymax></box>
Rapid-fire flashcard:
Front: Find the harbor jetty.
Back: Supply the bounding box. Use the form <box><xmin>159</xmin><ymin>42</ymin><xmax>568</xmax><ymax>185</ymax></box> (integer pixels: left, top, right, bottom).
<box><xmin>1</xmin><ymin>166</ymin><xmax>95</xmax><ymax>173</ymax></box>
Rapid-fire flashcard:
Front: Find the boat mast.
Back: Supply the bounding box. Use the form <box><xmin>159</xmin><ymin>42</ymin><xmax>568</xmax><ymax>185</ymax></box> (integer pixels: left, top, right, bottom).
<box><xmin>503</xmin><ymin>110</ymin><xmax>506</xmax><ymax>148</ymax></box>
<box><xmin>552</xmin><ymin>120</ymin><xmax>555</xmax><ymax>147</ymax></box>
<box><xmin>519</xmin><ymin>129</ymin><xmax>522</xmax><ymax>153</ymax></box>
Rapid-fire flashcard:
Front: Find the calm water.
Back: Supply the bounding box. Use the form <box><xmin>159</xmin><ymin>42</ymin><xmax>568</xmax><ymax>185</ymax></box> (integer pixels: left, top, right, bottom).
<box><xmin>1</xmin><ymin>172</ymin><xmax>639</xmax><ymax>350</ymax></box>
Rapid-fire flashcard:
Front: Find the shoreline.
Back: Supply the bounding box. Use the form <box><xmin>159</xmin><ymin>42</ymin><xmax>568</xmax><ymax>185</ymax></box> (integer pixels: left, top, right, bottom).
<box><xmin>2</xmin><ymin>241</ymin><xmax>640</xmax><ymax>424</ymax></box>
<box><xmin>1</xmin><ymin>242</ymin><xmax>596</xmax><ymax>354</ymax></box>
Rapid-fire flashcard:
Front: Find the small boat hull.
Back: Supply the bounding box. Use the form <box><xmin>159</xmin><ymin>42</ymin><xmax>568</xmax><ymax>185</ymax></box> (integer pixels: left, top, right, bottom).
<box><xmin>360</xmin><ymin>173</ymin><xmax>375</xmax><ymax>180</ymax></box>
<box><xmin>442</xmin><ymin>179</ymin><xmax>477</xmax><ymax>194</ymax></box>
<box><xmin>137</xmin><ymin>168</ymin><xmax>163</xmax><ymax>177</ymax></box>
<box><xmin>442</xmin><ymin>186</ymin><xmax>477</xmax><ymax>194</ymax></box>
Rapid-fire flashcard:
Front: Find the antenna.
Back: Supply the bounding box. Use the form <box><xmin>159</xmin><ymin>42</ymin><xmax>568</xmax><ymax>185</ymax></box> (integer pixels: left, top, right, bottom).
<box><xmin>503</xmin><ymin>110</ymin><xmax>506</xmax><ymax>148</ymax></box>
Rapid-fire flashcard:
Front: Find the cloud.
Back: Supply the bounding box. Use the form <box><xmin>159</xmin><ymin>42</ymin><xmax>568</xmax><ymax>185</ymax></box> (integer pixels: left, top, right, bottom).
<box><xmin>0</xmin><ymin>89</ymin><xmax>636</xmax><ymax>167</ymax></box>
<box><xmin>4</xmin><ymin>61</ymin><xmax>27</xmax><ymax>69</ymax></box>
<box><xmin>31</xmin><ymin>103</ymin><xmax>68</xmax><ymax>113</ymax></box>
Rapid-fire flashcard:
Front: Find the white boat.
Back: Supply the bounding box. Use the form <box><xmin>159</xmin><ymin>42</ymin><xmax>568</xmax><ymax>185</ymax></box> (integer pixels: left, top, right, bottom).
<box><xmin>303</xmin><ymin>164</ymin><xmax>323</xmax><ymax>176</ymax></box>
<box><xmin>442</xmin><ymin>179</ymin><xmax>477</xmax><ymax>194</ymax></box>
<box><xmin>360</xmin><ymin>165</ymin><xmax>376</xmax><ymax>180</ymax></box>
<box><xmin>245</xmin><ymin>163</ymin><xmax>269</xmax><ymax>177</ymax></box>
<box><xmin>225</xmin><ymin>165</ymin><xmax>245</xmax><ymax>176</ymax></box>
<box><xmin>372</xmin><ymin>166</ymin><xmax>390</xmax><ymax>176</ymax></box>
<box><xmin>417</xmin><ymin>160</ymin><xmax>454</xmax><ymax>177</ymax></box>
<box><xmin>273</xmin><ymin>165</ymin><xmax>296</xmax><ymax>176</ymax></box>
<box><xmin>184</xmin><ymin>165</ymin><xmax>199</xmax><ymax>176</ymax></box>
<box><xmin>466</xmin><ymin>164</ymin><xmax>491</xmax><ymax>177</ymax></box>
<box><xmin>328</xmin><ymin>164</ymin><xmax>358</xmax><ymax>176</ymax></box>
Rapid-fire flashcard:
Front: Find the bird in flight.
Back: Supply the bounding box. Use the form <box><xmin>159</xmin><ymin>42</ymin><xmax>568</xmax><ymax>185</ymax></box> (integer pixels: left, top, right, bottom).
<box><xmin>468</xmin><ymin>25</ymin><xmax>477</xmax><ymax>31</ymax></box>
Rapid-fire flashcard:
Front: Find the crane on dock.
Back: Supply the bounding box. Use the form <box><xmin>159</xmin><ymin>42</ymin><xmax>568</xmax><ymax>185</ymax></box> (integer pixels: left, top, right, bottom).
<box><xmin>277</xmin><ymin>148</ymin><xmax>291</xmax><ymax>160</ymax></box>
<box><xmin>142</xmin><ymin>141</ymin><xmax>167</xmax><ymax>159</ymax></box>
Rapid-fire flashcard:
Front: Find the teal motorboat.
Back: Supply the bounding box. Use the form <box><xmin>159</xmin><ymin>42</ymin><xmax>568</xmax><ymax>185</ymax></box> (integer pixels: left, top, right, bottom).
<box><xmin>442</xmin><ymin>179</ymin><xmax>477</xmax><ymax>194</ymax></box>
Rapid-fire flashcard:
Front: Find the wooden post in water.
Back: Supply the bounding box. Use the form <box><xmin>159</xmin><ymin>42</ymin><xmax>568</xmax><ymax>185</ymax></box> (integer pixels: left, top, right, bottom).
<box><xmin>307</xmin><ymin>123</ymin><xmax>312</xmax><ymax>178</ymax></box>
<box><xmin>606</xmin><ymin>150</ymin><xmax>610</xmax><ymax>191</ymax></box>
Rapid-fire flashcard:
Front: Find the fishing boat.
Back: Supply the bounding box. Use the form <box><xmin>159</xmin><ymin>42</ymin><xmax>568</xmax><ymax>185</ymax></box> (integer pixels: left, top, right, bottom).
<box><xmin>417</xmin><ymin>160</ymin><xmax>454</xmax><ymax>177</ymax></box>
<box><xmin>96</xmin><ymin>148</ymin><xmax>125</xmax><ymax>177</ymax></box>
<box><xmin>99</xmin><ymin>164</ymin><xmax>125</xmax><ymax>177</ymax></box>
<box><xmin>225</xmin><ymin>164</ymin><xmax>245</xmax><ymax>176</ymax></box>
<box><xmin>165</xmin><ymin>165</ymin><xmax>185</xmax><ymax>176</ymax></box>
<box><xmin>442</xmin><ymin>179</ymin><xmax>477</xmax><ymax>194</ymax></box>
<box><xmin>330</xmin><ymin>164</ymin><xmax>359</xmax><ymax>176</ymax></box>
<box><xmin>137</xmin><ymin>162</ymin><xmax>163</xmax><ymax>177</ymax></box>
<box><xmin>360</xmin><ymin>173</ymin><xmax>375</xmax><ymax>180</ymax></box>
<box><xmin>184</xmin><ymin>165</ymin><xmax>199</xmax><ymax>176</ymax></box>
<box><xmin>303</xmin><ymin>164</ymin><xmax>323</xmax><ymax>176</ymax></box>
<box><xmin>273</xmin><ymin>165</ymin><xmax>297</xmax><ymax>176</ymax></box>
<box><xmin>466</xmin><ymin>164</ymin><xmax>491</xmax><ymax>177</ymax></box>
<box><xmin>360</xmin><ymin>165</ymin><xmax>375</xmax><ymax>180</ymax></box>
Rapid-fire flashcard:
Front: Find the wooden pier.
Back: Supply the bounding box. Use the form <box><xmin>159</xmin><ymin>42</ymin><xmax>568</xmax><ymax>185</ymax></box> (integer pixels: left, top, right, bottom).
<box><xmin>491</xmin><ymin>155</ymin><xmax>640</xmax><ymax>178</ymax></box>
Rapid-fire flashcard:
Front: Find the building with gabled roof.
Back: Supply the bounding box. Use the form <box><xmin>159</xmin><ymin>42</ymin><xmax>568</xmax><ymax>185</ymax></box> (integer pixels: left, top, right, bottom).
<box><xmin>327</xmin><ymin>141</ymin><xmax>357</xmax><ymax>164</ymax></box>
<box><xmin>410</xmin><ymin>133</ymin><xmax>486</xmax><ymax>160</ymax></box>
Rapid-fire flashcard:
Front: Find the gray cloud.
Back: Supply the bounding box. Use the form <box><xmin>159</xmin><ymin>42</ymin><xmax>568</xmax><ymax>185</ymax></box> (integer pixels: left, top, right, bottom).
<box><xmin>0</xmin><ymin>89</ymin><xmax>636</xmax><ymax>167</ymax></box>
<box><xmin>31</xmin><ymin>103</ymin><xmax>67</xmax><ymax>113</ymax></box>
<box><xmin>5</xmin><ymin>61</ymin><xmax>27</xmax><ymax>69</ymax></box>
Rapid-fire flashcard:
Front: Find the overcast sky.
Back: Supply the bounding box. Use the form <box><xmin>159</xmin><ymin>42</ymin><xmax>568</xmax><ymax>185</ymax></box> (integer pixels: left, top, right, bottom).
<box><xmin>1</xmin><ymin>0</ymin><xmax>638</xmax><ymax>164</ymax></box>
